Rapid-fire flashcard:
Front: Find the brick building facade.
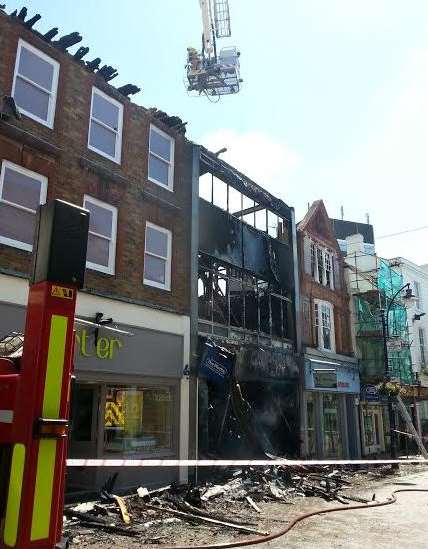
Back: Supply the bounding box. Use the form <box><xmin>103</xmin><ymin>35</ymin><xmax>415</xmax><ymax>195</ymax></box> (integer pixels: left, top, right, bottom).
<box><xmin>297</xmin><ymin>200</ymin><xmax>361</xmax><ymax>459</ymax></box>
<box><xmin>0</xmin><ymin>9</ymin><xmax>196</xmax><ymax>493</ymax></box>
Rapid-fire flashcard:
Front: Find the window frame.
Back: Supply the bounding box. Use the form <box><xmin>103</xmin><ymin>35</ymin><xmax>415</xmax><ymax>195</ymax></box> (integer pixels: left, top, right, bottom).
<box><xmin>419</xmin><ymin>327</ymin><xmax>426</xmax><ymax>365</ymax></box>
<box><xmin>87</xmin><ymin>87</ymin><xmax>123</xmax><ymax>164</ymax></box>
<box><xmin>0</xmin><ymin>160</ymin><xmax>47</xmax><ymax>252</ymax></box>
<box><xmin>143</xmin><ymin>221</ymin><xmax>172</xmax><ymax>291</ymax></box>
<box><xmin>12</xmin><ymin>39</ymin><xmax>60</xmax><ymax>128</ymax></box>
<box><xmin>309</xmin><ymin>239</ymin><xmax>335</xmax><ymax>290</ymax></box>
<box><xmin>148</xmin><ymin>124</ymin><xmax>175</xmax><ymax>191</ymax></box>
<box><xmin>314</xmin><ymin>299</ymin><xmax>336</xmax><ymax>353</ymax></box>
<box><xmin>414</xmin><ymin>281</ymin><xmax>423</xmax><ymax>310</ymax></box>
<box><xmin>83</xmin><ymin>194</ymin><xmax>118</xmax><ymax>275</ymax></box>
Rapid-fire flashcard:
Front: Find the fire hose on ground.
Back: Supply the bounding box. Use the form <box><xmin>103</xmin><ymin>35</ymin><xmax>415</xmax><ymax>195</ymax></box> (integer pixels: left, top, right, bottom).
<box><xmin>148</xmin><ymin>488</ymin><xmax>428</xmax><ymax>549</ymax></box>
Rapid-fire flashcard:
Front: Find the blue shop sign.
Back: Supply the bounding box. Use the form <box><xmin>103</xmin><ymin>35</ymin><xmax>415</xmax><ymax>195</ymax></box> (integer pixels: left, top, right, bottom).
<box><xmin>360</xmin><ymin>384</ymin><xmax>387</xmax><ymax>403</ymax></box>
<box><xmin>305</xmin><ymin>359</ymin><xmax>360</xmax><ymax>393</ymax></box>
<box><xmin>199</xmin><ymin>341</ymin><xmax>234</xmax><ymax>384</ymax></box>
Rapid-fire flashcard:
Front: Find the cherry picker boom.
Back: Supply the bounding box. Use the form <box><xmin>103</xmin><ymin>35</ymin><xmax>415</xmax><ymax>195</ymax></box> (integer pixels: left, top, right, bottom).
<box><xmin>186</xmin><ymin>0</ymin><xmax>242</xmax><ymax>99</ymax></box>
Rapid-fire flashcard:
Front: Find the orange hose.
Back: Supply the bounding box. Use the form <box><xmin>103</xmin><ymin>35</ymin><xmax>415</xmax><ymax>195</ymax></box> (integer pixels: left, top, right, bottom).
<box><xmin>149</xmin><ymin>488</ymin><xmax>428</xmax><ymax>549</ymax></box>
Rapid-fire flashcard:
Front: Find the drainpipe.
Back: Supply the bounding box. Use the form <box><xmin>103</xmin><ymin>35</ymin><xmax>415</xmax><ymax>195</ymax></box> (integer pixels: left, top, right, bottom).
<box><xmin>189</xmin><ymin>144</ymin><xmax>200</xmax><ymax>482</ymax></box>
<box><xmin>290</xmin><ymin>208</ymin><xmax>305</xmax><ymax>456</ymax></box>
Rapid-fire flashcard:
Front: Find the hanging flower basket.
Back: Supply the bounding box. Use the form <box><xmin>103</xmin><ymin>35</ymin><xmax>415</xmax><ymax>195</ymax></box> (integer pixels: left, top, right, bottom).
<box><xmin>376</xmin><ymin>380</ymin><xmax>403</xmax><ymax>397</ymax></box>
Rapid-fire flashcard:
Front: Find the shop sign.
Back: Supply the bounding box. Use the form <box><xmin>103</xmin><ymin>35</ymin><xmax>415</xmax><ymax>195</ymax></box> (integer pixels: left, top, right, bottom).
<box><xmin>305</xmin><ymin>359</ymin><xmax>360</xmax><ymax>393</ymax></box>
<box><xmin>75</xmin><ymin>329</ymin><xmax>124</xmax><ymax>360</ymax></box>
<box><xmin>314</xmin><ymin>368</ymin><xmax>337</xmax><ymax>389</ymax></box>
<box><xmin>199</xmin><ymin>341</ymin><xmax>234</xmax><ymax>384</ymax></box>
<box><xmin>360</xmin><ymin>384</ymin><xmax>383</xmax><ymax>402</ymax></box>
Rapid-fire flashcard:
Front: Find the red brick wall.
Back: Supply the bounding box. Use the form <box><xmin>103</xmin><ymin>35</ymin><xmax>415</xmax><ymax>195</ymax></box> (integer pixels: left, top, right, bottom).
<box><xmin>0</xmin><ymin>13</ymin><xmax>192</xmax><ymax>315</ymax></box>
<box><xmin>297</xmin><ymin>231</ymin><xmax>353</xmax><ymax>356</ymax></box>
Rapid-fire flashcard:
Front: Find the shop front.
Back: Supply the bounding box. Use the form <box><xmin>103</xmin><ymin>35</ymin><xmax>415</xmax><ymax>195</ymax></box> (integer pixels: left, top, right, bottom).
<box><xmin>0</xmin><ymin>293</ymin><xmax>190</xmax><ymax>496</ymax></box>
<box><xmin>359</xmin><ymin>385</ymin><xmax>389</xmax><ymax>456</ymax></box>
<box><xmin>302</xmin><ymin>357</ymin><xmax>360</xmax><ymax>459</ymax></box>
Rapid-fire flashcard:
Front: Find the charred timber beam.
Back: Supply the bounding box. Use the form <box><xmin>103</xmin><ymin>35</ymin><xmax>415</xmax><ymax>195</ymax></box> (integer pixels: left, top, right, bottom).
<box><xmin>17</xmin><ymin>7</ymin><xmax>27</xmax><ymax>20</ymax></box>
<box><xmin>232</xmin><ymin>204</ymin><xmax>264</xmax><ymax>217</ymax></box>
<box><xmin>97</xmin><ymin>65</ymin><xmax>119</xmax><ymax>81</ymax></box>
<box><xmin>54</xmin><ymin>31</ymin><xmax>82</xmax><ymax>50</ymax></box>
<box><xmin>116</xmin><ymin>84</ymin><xmax>141</xmax><ymax>96</ymax></box>
<box><xmin>24</xmin><ymin>13</ymin><xmax>41</xmax><ymax>28</ymax></box>
<box><xmin>73</xmin><ymin>46</ymin><xmax>89</xmax><ymax>61</ymax></box>
<box><xmin>86</xmin><ymin>57</ymin><xmax>101</xmax><ymax>71</ymax></box>
<box><xmin>43</xmin><ymin>27</ymin><xmax>59</xmax><ymax>41</ymax></box>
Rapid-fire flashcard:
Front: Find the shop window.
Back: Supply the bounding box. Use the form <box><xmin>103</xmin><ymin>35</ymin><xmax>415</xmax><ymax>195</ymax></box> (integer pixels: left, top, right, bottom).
<box><xmin>71</xmin><ymin>385</ymin><xmax>95</xmax><ymax>442</ymax></box>
<box><xmin>314</xmin><ymin>300</ymin><xmax>335</xmax><ymax>353</ymax></box>
<box><xmin>104</xmin><ymin>386</ymin><xmax>173</xmax><ymax>455</ymax></box>
<box><xmin>88</xmin><ymin>87</ymin><xmax>123</xmax><ymax>163</ymax></box>
<box><xmin>143</xmin><ymin>222</ymin><xmax>172</xmax><ymax>290</ymax></box>
<box><xmin>322</xmin><ymin>393</ymin><xmax>342</xmax><ymax>458</ymax></box>
<box><xmin>0</xmin><ymin>161</ymin><xmax>47</xmax><ymax>251</ymax></box>
<box><xmin>12</xmin><ymin>39</ymin><xmax>59</xmax><ymax>128</ymax></box>
<box><xmin>305</xmin><ymin>393</ymin><xmax>316</xmax><ymax>457</ymax></box>
<box><xmin>148</xmin><ymin>124</ymin><xmax>175</xmax><ymax>191</ymax></box>
<box><xmin>84</xmin><ymin>195</ymin><xmax>117</xmax><ymax>275</ymax></box>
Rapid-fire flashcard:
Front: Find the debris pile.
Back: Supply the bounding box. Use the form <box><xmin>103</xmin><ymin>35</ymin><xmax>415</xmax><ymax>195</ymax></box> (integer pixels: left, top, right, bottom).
<box><xmin>64</xmin><ymin>465</ymin><xmax>374</xmax><ymax>545</ymax></box>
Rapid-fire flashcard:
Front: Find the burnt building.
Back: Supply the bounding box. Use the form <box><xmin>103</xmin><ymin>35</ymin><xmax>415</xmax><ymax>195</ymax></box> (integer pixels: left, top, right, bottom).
<box><xmin>195</xmin><ymin>148</ymin><xmax>300</xmax><ymax>458</ymax></box>
<box><xmin>298</xmin><ymin>201</ymin><xmax>360</xmax><ymax>459</ymax></box>
<box><xmin>0</xmin><ymin>7</ymin><xmax>196</xmax><ymax>494</ymax></box>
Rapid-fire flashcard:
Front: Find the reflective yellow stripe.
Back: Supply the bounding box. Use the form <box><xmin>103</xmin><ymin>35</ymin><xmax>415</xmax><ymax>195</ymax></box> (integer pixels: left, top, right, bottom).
<box><xmin>30</xmin><ymin>314</ymin><xmax>68</xmax><ymax>541</ymax></box>
<box><xmin>30</xmin><ymin>440</ymin><xmax>57</xmax><ymax>540</ymax></box>
<box><xmin>42</xmin><ymin>315</ymin><xmax>68</xmax><ymax>418</ymax></box>
<box><xmin>4</xmin><ymin>444</ymin><xmax>26</xmax><ymax>547</ymax></box>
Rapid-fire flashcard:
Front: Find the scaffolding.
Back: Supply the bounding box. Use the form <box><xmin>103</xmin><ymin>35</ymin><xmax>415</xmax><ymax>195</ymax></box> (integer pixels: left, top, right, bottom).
<box><xmin>346</xmin><ymin>252</ymin><xmax>413</xmax><ymax>385</ymax></box>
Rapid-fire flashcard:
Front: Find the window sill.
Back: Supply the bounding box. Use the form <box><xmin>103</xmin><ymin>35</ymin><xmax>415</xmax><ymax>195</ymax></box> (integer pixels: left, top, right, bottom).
<box><xmin>86</xmin><ymin>265</ymin><xmax>115</xmax><ymax>277</ymax></box>
<box><xmin>19</xmin><ymin>108</ymin><xmax>54</xmax><ymax>129</ymax></box>
<box><xmin>143</xmin><ymin>279</ymin><xmax>171</xmax><ymax>292</ymax></box>
<box><xmin>87</xmin><ymin>143</ymin><xmax>121</xmax><ymax>165</ymax></box>
<box><xmin>148</xmin><ymin>176</ymin><xmax>174</xmax><ymax>193</ymax></box>
<box><xmin>0</xmin><ymin>237</ymin><xmax>32</xmax><ymax>253</ymax></box>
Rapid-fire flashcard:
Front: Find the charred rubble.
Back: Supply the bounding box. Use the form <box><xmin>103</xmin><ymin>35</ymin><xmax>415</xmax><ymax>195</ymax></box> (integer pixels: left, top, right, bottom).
<box><xmin>63</xmin><ymin>464</ymin><xmax>392</xmax><ymax>544</ymax></box>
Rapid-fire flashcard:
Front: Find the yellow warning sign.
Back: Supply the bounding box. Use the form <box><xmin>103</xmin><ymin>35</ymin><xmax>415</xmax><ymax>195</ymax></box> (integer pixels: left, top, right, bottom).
<box><xmin>51</xmin><ymin>285</ymin><xmax>74</xmax><ymax>300</ymax></box>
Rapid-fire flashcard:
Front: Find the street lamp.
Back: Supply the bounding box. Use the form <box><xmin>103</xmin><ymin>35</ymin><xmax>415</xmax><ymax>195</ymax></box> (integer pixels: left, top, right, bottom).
<box><xmin>379</xmin><ymin>282</ymin><xmax>416</xmax><ymax>461</ymax></box>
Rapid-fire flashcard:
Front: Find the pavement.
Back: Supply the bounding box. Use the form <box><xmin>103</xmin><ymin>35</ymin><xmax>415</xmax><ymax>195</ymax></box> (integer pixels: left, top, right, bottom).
<box><xmin>263</xmin><ymin>470</ymin><xmax>428</xmax><ymax>548</ymax></box>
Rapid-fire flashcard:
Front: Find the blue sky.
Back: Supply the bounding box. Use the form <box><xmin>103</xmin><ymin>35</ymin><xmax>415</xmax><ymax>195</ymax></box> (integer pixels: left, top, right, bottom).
<box><xmin>6</xmin><ymin>0</ymin><xmax>428</xmax><ymax>263</ymax></box>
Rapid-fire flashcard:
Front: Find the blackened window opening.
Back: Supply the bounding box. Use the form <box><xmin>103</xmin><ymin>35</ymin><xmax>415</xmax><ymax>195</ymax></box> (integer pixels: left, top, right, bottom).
<box><xmin>198</xmin><ymin>254</ymin><xmax>293</xmax><ymax>341</ymax></box>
